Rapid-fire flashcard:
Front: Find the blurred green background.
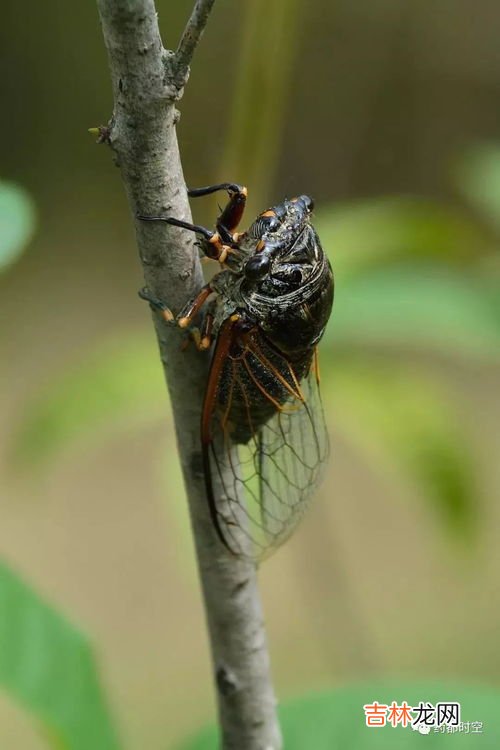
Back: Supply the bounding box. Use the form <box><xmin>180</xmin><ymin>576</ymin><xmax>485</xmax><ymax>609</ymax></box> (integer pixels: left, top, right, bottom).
<box><xmin>1</xmin><ymin>0</ymin><xmax>500</xmax><ymax>748</ymax></box>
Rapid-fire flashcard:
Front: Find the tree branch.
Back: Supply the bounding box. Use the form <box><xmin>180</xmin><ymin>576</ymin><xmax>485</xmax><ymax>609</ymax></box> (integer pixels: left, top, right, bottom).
<box><xmin>173</xmin><ymin>0</ymin><xmax>217</xmax><ymax>88</ymax></box>
<box><xmin>94</xmin><ymin>1</ymin><xmax>282</xmax><ymax>748</ymax></box>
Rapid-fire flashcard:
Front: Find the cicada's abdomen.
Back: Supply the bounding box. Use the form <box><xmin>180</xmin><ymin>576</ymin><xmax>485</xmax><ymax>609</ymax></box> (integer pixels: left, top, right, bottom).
<box><xmin>214</xmin><ymin>325</ymin><xmax>313</xmax><ymax>445</ymax></box>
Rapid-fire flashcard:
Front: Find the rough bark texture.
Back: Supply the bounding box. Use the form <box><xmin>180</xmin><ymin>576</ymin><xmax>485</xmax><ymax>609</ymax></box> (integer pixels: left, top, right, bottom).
<box><xmin>95</xmin><ymin>1</ymin><xmax>282</xmax><ymax>748</ymax></box>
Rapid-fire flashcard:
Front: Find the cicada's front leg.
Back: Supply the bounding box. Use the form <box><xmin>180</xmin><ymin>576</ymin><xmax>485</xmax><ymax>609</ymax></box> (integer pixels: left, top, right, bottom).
<box><xmin>137</xmin><ymin>182</ymin><xmax>247</xmax><ymax>264</ymax></box>
<box><xmin>187</xmin><ymin>182</ymin><xmax>247</xmax><ymax>238</ymax></box>
<box><xmin>138</xmin><ymin>213</ymin><xmax>234</xmax><ymax>264</ymax></box>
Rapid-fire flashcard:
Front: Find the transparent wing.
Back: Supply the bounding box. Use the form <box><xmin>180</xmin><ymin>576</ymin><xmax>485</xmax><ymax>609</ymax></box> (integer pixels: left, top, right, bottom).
<box><xmin>202</xmin><ymin>330</ymin><xmax>329</xmax><ymax>561</ymax></box>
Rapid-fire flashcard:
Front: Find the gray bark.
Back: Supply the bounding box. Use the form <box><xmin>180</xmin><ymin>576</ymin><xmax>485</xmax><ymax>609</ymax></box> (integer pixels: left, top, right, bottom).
<box><xmin>94</xmin><ymin>1</ymin><xmax>282</xmax><ymax>748</ymax></box>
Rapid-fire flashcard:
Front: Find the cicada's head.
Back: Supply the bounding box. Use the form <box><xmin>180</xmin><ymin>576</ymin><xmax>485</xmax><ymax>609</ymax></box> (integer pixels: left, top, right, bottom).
<box><xmin>241</xmin><ymin>195</ymin><xmax>321</xmax><ymax>296</ymax></box>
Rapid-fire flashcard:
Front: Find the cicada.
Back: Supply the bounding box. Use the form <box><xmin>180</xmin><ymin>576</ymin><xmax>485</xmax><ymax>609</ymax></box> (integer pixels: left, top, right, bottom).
<box><xmin>139</xmin><ymin>183</ymin><xmax>334</xmax><ymax>560</ymax></box>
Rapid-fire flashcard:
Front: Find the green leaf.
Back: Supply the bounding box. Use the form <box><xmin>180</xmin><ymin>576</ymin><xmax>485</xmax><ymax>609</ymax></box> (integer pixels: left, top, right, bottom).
<box><xmin>0</xmin><ymin>180</ymin><xmax>36</xmax><ymax>271</ymax></box>
<box><xmin>454</xmin><ymin>142</ymin><xmax>500</xmax><ymax>229</ymax></box>
<box><xmin>315</xmin><ymin>198</ymin><xmax>490</xmax><ymax>279</ymax></box>
<box><xmin>323</xmin><ymin>362</ymin><xmax>477</xmax><ymax>537</ymax></box>
<box><xmin>179</xmin><ymin>681</ymin><xmax>500</xmax><ymax>749</ymax></box>
<box><xmin>11</xmin><ymin>333</ymin><xmax>166</xmax><ymax>468</ymax></box>
<box><xmin>328</xmin><ymin>265</ymin><xmax>500</xmax><ymax>362</ymax></box>
<box><xmin>0</xmin><ymin>562</ymin><xmax>121</xmax><ymax>750</ymax></box>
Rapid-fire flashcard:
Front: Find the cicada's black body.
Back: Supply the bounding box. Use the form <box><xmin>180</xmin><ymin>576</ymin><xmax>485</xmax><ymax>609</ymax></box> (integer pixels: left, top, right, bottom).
<box><xmin>139</xmin><ymin>185</ymin><xmax>334</xmax><ymax>560</ymax></box>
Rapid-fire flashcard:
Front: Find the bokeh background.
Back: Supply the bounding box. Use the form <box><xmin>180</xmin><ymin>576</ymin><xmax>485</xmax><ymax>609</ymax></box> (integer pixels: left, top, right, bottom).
<box><xmin>1</xmin><ymin>0</ymin><xmax>500</xmax><ymax>748</ymax></box>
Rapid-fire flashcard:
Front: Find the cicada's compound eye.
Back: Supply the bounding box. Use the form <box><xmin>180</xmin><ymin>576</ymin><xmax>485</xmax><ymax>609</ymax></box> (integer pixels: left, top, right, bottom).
<box><xmin>244</xmin><ymin>253</ymin><xmax>271</xmax><ymax>281</ymax></box>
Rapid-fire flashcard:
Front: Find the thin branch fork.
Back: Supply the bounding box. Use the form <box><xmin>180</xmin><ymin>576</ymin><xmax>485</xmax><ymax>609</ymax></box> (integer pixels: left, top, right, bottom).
<box><xmin>95</xmin><ymin>1</ymin><xmax>282</xmax><ymax>748</ymax></box>
<box><xmin>174</xmin><ymin>0</ymin><xmax>217</xmax><ymax>87</ymax></box>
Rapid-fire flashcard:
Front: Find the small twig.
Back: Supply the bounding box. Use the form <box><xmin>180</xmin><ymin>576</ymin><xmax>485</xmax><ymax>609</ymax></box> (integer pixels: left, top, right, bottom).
<box><xmin>173</xmin><ymin>0</ymin><xmax>217</xmax><ymax>88</ymax></box>
<box><xmin>94</xmin><ymin>1</ymin><xmax>282</xmax><ymax>748</ymax></box>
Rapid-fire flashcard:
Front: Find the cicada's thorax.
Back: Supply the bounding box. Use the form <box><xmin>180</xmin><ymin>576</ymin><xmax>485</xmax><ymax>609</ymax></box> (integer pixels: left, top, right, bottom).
<box><xmin>209</xmin><ymin>196</ymin><xmax>334</xmax><ymax>444</ymax></box>
<box><xmin>213</xmin><ymin>198</ymin><xmax>334</xmax><ymax>356</ymax></box>
<box><xmin>240</xmin><ymin>238</ymin><xmax>333</xmax><ymax>357</ymax></box>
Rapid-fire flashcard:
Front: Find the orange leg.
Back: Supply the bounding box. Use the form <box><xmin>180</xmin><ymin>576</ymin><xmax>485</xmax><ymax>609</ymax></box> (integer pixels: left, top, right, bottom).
<box><xmin>182</xmin><ymin>309</ymin><xmax>215</xmax><ymax>352</ymax></box>
<box><xmin>138</xmin><ymin>284</ymin><xmax>213</xmax><ymax>329</ymax></box>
